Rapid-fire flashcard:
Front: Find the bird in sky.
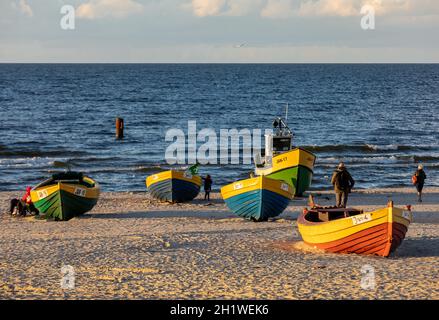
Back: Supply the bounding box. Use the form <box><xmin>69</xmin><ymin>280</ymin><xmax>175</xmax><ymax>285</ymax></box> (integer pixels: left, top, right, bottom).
<box><xmin>233</xmin><ymin>43</ymin><xmax>246</xmax><ymax>48</ymax></box>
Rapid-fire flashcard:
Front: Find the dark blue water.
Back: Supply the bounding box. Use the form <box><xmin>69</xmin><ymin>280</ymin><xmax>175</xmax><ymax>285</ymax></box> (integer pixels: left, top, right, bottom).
<box><xmin>1</xmin><ymin>64</ymin><xmax>438</xmax><ymax>191</ymax></box>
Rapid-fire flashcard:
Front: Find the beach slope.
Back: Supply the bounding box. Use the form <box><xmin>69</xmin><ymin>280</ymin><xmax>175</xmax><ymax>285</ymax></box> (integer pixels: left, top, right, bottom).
<box><xmin>1</xmin><ymin>188</ymin><xmax>438</xmax><ymax>299</ymax></box>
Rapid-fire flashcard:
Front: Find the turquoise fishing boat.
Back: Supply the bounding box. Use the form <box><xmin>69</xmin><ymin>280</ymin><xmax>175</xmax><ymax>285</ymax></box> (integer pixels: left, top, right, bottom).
<box><xmin>220</xmin><ymin>176</ymin><xmax>293</xmax><ymax>222</ymax></box>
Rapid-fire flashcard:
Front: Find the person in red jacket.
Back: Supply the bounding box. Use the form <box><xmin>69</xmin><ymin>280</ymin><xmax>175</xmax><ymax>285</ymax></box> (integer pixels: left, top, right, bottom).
<box><xmin>22</xmin><ymin>186</ymin><xmax>32</xmax><ymax>204</ymax></box>
<box><xmin>9</xmin><ymin>187</ymin><xmax>39</xmax><ymax>216</ymax></box>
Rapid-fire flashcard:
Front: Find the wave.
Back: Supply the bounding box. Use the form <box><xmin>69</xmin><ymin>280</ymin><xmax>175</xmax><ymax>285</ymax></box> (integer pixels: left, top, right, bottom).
<box><xmin>134</xmin><ymin>166</ymin><xmax>165</xmax><ymax>173</ymax></box>
<box><xmin>303</xmin><ymin>144</ymin><xmax>431</xmax><ymax>153</ymax></box>
<box><xmin>413</xmin><ymin>155</ymin><xmax>439</xmax><ymax>162</ymax></box>
<box><xmin>318</xmin><ymin>153</ymin><xmax>439</xmax><ymax>164</ymax></box>
<box><xmin>0</xmin><ymin>149</ymin><xmax>89</xmax><ymax>157</ymax></box>
<box><xmin>318</xmin><ymin>155</ymin><xmax>400</xmax><ymax>164</ymax></box>
<box><xmin>366</xmin><ymin>144</ymin><xmax>399</xmax><ymax>151</ymax></box>
<box><xmin>69</xmin><ymin>156</ymin><xmax>123</xmax><ymax>163</ymax></box>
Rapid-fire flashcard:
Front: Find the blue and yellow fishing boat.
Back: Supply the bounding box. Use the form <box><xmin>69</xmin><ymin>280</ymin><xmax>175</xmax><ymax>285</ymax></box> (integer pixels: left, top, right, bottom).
<box><xmin>221</xmin><ymin>176</ymin><xmax>293</xmax><ymax>221</ymax></box>
<box><xmin>30</xmin><ymin>172</ymin><xmax>100</xmax><ymax>221</ymax></box>
<box><xmin>146</xmin><ymin>170</ymin><xmax>202</xmax><ymax>203</ymax></box>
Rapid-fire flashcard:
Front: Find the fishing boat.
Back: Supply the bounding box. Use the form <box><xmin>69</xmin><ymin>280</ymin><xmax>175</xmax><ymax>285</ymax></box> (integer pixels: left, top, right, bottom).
<box><xmin>30</xmin><ymin>172</ymin><xmax>100</xmax><ymax>221</ymax></box>
<box><xmin>254</xmin><ymin>111</ymin><xmax>316</xmax><ymax>197</ymax></box>
<box><xmin>146</xmin><ymin>170</ymin><xmax>202</xmax><ymax>203</ymax></box>
<box><xmin>221</xmin><ymin>176</ymin><xmax>293</xmax><ymax>222</ymax></box>
<box><xmin>297</xmin><ymin>198</ymin><xmax>412</xmax><ymax>257</ymax></box>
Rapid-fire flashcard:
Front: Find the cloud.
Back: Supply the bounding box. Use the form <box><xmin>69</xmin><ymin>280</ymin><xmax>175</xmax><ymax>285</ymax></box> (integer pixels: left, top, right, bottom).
<box><xmin>190</xmin><ymin>0</ymin><xmax>439</xmax><ymax>18</ymax></box>
<box><xmin>191</xmin><ymin>0</ymin><xmax>226</xmax><ymax>17</ymax></box>
<box><xmin>11</xmin><ymin>0</ymin><xmax>33</xmax><ymax>17</ymax></box>
<box><xmin>76</xmin><ymin>0</ymin><xmax>144</xmax><ymax>19</ymax></box>
<box><xmin>227</xmin><ymin>0</ymin><xmax>263</xmax><ymax>16</ymax></box>
<box><xmin>191</xmin><ymin>0</ymin><xmax>263</xmax><ymax>17</ymax></box>
<box><xmin>294</xmin><ymin>0</ymin><xmax>409</xmax><ymax>17</ymax></box>
<box><xmin>260</xmin><ymin>0</ymin><xmax>295</xmax><ymax>18</ymax></box>
<box><xmin>291</xmin><ymin>0</ymin><xmax>439</xmax><ymax>17</ymax></box>
<box><xmin>297</xmin><ymin>0</ymin><xmax>359</xmax><ymax>17</ymax></box>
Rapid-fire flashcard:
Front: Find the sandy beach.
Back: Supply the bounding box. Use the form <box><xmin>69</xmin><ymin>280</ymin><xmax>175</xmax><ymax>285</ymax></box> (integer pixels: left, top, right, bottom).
<box><xmin>1</xmin><ymin>188</ymin><xmax>438</xmax><ymax>300</ymax></box>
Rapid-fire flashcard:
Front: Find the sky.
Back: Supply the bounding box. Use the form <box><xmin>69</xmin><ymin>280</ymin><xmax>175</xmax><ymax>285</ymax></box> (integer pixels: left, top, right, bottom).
<box><xmin>1</xmin><ymin>0</ymin><xmax>438</xmax><ymax>62</ymax></box>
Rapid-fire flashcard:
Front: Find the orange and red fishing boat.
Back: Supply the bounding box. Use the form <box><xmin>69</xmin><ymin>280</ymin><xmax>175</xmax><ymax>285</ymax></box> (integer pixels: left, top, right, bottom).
<box><xmin>297</xmin><ymin>198</ymin><xmax>412</xmax><ymax>257</ymax></box>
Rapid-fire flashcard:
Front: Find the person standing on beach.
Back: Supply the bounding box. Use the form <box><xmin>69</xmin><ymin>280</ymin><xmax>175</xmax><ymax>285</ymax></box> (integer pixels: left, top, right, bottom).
<box><xmin>203</xmin><ymin>175</ymin><xmax>213</xmax><ymax>201</ymax></box>
<box><xmin>331</xmin><ymin>162</ymin><xmax>355</xmax><ymax>208</ymax></box>
<box><xmin>412</xmin><ymin>164</ymin><xmax>427</xmax><ymax>202</ymax></box>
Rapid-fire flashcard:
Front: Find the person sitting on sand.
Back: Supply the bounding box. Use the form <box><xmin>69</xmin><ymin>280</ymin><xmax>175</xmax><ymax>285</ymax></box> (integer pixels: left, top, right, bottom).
<box><xmin>202</xmin><ymin>175</ymin><xmax>213</xmax><ymax>201</ymax></box>
<box><xmin>413</xmin><ymin>164</ymin><xmax>427</xmax><ymax>202</ymax></box>
<box><xmin>9</xmin><ymin>187</ymin><xmax>39</xmax><ymax>217</ymax></box>
<box><xmin>331</xmin><ymin>162</ymin><xmax>355</xmax><ymax>208</ymax></box>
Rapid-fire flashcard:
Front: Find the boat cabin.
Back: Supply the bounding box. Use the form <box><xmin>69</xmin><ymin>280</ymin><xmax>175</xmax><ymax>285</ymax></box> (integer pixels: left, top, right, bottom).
<box><xmin>272</xmin><ymin>135</ymin><xmax>292</xmax><ymax>155</ymax></box>
<box><xmin>255</xmin><ymin>116</ymin><xmax>294</xmax><ymax>168</ymax></box>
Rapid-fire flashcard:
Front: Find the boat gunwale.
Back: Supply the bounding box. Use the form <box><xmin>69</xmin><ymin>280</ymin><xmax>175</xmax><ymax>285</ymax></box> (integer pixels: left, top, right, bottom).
<box><xmin>298</xmin><ymin>205</ymin><xmax>410</xmax><ymax>227</ymax></box>
<box><xmin>297</xmin><ymin>207</ymin><xmax>371</xmax><ymax>227</ymax></box>
<box><xmin>255</xmin><ymin>148</ymin><xmax>316</xmax><ymax>175</ymax></box>
<box><xmin>220</xmin><ymin>175</ymin><xmax>293</xmax><ymax>200</ymax></box>
<box><xmin>146</xmin><ymin>170</ymin><xmax>202</xmax><ymax>188</ymax></box>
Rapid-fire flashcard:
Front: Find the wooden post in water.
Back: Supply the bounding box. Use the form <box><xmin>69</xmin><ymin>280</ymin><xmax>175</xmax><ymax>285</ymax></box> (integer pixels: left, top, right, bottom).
<box><xmin>116</xmin><ymin>118</ymin><xmax>124</xmax><ymax>139</ymax></box>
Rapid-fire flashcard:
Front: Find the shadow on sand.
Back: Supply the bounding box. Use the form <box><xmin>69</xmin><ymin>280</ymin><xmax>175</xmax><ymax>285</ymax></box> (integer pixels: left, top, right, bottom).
<box><xmin>89</xmin><ymin>210</ymin><xmax>235</xmax><ymax>219</ymax></box>
<box><xmin>394</xmin><ymin>237</ymin><xmax>439</xmax><ymax>258</ymax></box>
<box><xmin>190</xmin><ymin>198</ymin><xmax>224</xmax><ymax>205</ymax></box>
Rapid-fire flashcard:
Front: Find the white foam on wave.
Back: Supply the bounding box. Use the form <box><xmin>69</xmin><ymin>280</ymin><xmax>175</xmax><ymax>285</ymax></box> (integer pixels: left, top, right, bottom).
<box><xmin>0</xmin><ymin>157</ymin><xmax>67</xmax><ymax>168</ymax></box>
<box><xmin>319</xmin><ymin>155</ymin><xmax>401</xmax><ymax>164</ymax></box>
<box><xmin>366</xmin><ymin>144</ymin><xmax>399</xmax><ymax>151</ymax></box>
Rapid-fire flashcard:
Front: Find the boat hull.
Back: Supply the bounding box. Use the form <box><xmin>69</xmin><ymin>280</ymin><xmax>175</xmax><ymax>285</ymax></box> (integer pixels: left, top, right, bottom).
<box><xmin>146</xmin><ymin>170</ymin><xmax>202</xmax><ymax>203</ymax></box>
<box><xmin>297</xmin><ymin>206</ymin><xmax>411</xmax><ymax>257</ymax></box>
<box><xmin>31</xmin><ymin>178</ymin><xmax>100</xmax><ymax>221</ymax></box>
<box><xmin>221</xmin><ymin>176</ymin><xmax>293</xmax><ymax>221</ymax></box>
<box><xmin>255</xmin><ymin>148</ymin><xmax>315</xmax><ymax>197</ymax></box>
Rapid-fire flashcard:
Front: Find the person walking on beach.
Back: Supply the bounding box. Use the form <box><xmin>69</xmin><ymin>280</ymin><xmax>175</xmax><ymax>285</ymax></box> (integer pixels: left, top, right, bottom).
<box><xmin>412</xmin><ymin>164</ymin><xmax>427</xmax><ymax>202</ymax></box>
<box><xmin>331</xmin><ymin>162</ymin><xmax>355</xmax><ymax>208</ymax></box>
<box><xmin>203</xmin><ymin>175</ymin><xmax>213</xmax><ymax>201</ymax></box>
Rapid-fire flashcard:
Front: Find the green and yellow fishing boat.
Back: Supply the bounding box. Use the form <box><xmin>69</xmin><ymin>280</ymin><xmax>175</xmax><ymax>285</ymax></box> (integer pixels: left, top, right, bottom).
<box><xmin>30</xmin><ymin>172</ymin><xmax>100</xmax><ymax>221</ymax></box>
<box><xmin>254</xmin><ymin>114</ymin><xmax>316</xmax><ymax>197</ymax></box>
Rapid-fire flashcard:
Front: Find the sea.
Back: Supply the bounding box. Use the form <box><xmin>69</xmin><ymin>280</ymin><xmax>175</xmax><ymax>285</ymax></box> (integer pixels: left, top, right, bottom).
<box><xmin>0</xmin><ymin>64</ymin><xmax>438</xmax><ymax>192</ymax></box>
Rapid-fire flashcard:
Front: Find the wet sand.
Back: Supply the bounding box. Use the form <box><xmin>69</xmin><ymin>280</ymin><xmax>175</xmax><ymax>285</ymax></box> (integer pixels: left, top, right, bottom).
<box><xmin>0</xmin><ymin>188</ymin><xmax>438</xmax><ymax>299</ymax></box>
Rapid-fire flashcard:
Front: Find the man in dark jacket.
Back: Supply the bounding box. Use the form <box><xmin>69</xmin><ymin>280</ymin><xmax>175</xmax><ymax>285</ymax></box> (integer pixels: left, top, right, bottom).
<box><xmin>331</xmin><ymin>162</ymin><xmax>355</xmax><ymax>208</ymax></box>
<box><xmin>414</xmin><ymin>164</ymin><xmax>427</xmax><ymax>202</ymax></box>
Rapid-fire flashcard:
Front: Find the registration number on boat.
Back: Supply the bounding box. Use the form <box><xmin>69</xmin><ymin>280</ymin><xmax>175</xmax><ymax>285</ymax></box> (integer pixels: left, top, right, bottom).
<box><xmin>234</xmin><ymin>182</ymin><xmax>243</xmax><ymax>190</ymax></box>
<box><xmin>351</xmin><ymin>213</ymin><xmax>372</xmax><ymax>225</ymax></box>
<box><xmin>74</xmin><ymin>188</ymin><xmax>87</xmax><ymax>197</ymax></box>
<box><xmin>402</xmin><ymin>211</ymin><xmax>412</xmax><ymax>221</ymax></box>
<box><xmin>276</xmin><ymin>157</ymin><xmax>288</xmax><ymax>164</ymax></box>
<box><xmin>37</xmin><ymin>190</ymin><xmax>48</xmax><ymax>200</ymax></box>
